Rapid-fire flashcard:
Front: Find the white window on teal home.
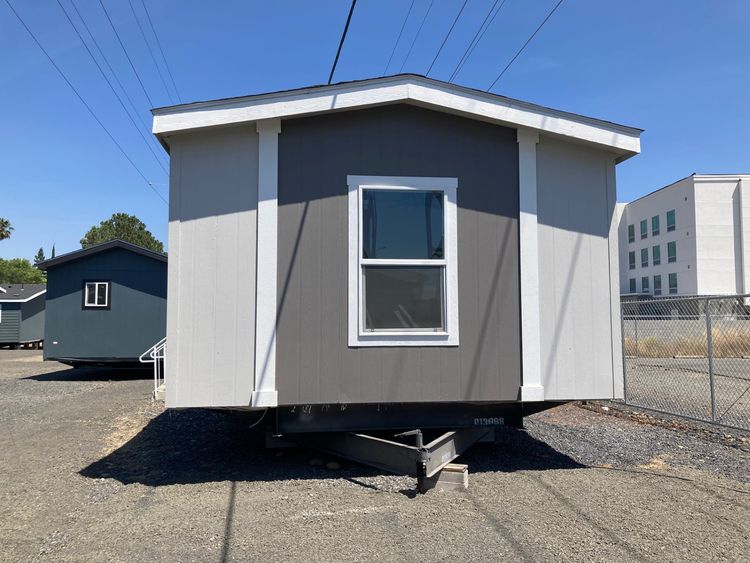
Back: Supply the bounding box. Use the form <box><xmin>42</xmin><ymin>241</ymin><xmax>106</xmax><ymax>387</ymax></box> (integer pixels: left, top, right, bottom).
<box><xmin>628</xmin><ymin>224</ymin><xmax>635</xmax><ymax>243</ymax></box>
<box><xmin>667</xmin><ymin>209</ymin><xmax>676</xmax><ymax>232</ymax></box>
<box><xmin>641</xmin><ymin>248</ymin><xmax>648</xmax><ymax>268</ymax></box>
<box><xmin>669</xmin><ymin>273</ymin><xmax>678</xmax><ymax>294</ymax></box>
<box><xmin>652</xmin><ymin>215</ymin><xmax>660</xmax><ymax>236</ymax></box>
<box><xmin>653</xmin><ymin>275</ymin><xmax>662</xmax><ymax>296</ymax></box>
<box><xmin>629</xmin><ymin>251</ymin><xmax>636</xmax><ymax>270</ymax></box>
<box><xmin>629</xmin><ymin>278</ymin><xmax>636</xmax><ymax>293</ymax></box>
<box><xmin>641</xmin><ymin>276</ymin><xmax>649</xmax><ymax>293</ymax></box>
<box><xmin>640</xmin><ymin>219</ymin><xmax>648</xmax><ymax>239</ymax></box>
<box><xmin>652</xmin><ymin>245</ymin><xmax>661</xmax><ymax>265</ymax></box>
<box><xmin>668</xmin><ymin>241</ymin><xmax>677</xmax><ymax>263</ymax></box>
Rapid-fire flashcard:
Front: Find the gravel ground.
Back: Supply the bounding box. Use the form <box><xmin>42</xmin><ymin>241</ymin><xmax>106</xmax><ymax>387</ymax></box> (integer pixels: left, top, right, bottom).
<box><xmin>1</xmin><ymin>349</ymin><xmax>749</xmax><ymax>562</ymax></box>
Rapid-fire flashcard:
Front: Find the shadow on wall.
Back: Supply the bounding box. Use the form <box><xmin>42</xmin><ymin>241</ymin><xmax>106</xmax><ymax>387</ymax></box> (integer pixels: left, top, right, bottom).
<box><xmin>24</xmin><ymin>366</ymin><xmax>152</xmax><ymax>382</ymax></box>
<box><xmin>79</xmin><ymin>409</ymin><xmax>584</xmax><ymax>487</ymax></box>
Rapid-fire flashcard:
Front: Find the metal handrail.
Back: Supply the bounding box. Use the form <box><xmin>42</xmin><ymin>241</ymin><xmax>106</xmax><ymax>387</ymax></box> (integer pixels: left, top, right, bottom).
<box><xmin>140</xmin><ymin>337</ymin><xmax>167</xmax><ymax>399</ymax></box>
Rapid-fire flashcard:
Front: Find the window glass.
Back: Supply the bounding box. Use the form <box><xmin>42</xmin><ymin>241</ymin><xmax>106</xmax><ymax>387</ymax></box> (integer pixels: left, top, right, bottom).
<box><xmin>641</xmin><ymin>276</ymin><xmax>649</xmax><ymax>292</ymax></box>
<box><xmin>641</xmin><ymin>248</ymin><xmax>648</xmax><ymax>268</ymax></box>
<box><xmin>668</xmin><ymin>241</ymin><xmax>676</xmax><ymax>263</ymax></box>
<box><xmin>628</xmin><ymin>224</ymin><xmax>635</xmax><ymax>244</ymax></box>
<box><xmin>652</xmin><ymin>215</ymin><xmax>660</xmax><ymax>236</ymax></box>
<box><xmin>84</xmin><ymin>281</ymin><xmax>109</xmax><ymax>308</ymax></box>
<box><xmin>86</xmin><ymin>283</ymin><xmax>97</xmax><ymax>305</ymax></box>
<box><xmin>628</xmin><ymin>251</ymin><xmax>635</xmax><ymax>270</ymax></box>
<box><xmin>652</xmin><ymin>245</ymin><xmax>661</xmax><ymax>265</ymax></box>
<box><xmin>629</xmin><ymin>278</ymin><xmax>636</xmax><ymax>293</ymax></box>
<box><xmin>667</xmin><ymin>209</ymin><xmax>676</xmax><ymax>232</ymax></box>
<box><xmin>669</xmin><ymin>273</ymin><xmax>678</xmax><ymax>294</ymax></box>
<box><xmin>654</xmin><ymin>275</ymin><xmax>662</xmax><ymax>295</ymax></box>
<box><xmin>96</xmin><ymin>283</ymin><xmax>107</xmax><ymax>305</ymax></box>
<box><xmin>362</xmin><ymin>190</ymin><xmax>444</xmax><ymax>259</ymax></box>
<box><xmin>363</xmin><ymin>266</ymin><xmax>443</xmax><ymax>330</ymax></box>
<box><xmin>640</xmin><ymin>219</ymin><xmax>647</xmax><ymax>239</ymax></box>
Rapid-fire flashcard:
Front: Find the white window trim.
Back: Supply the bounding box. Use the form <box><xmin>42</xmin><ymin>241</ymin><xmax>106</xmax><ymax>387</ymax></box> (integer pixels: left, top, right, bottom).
<box><xmin>84</xmin><ymin>281</ymin><xmax>109</xmax><ymax>308</ymax></box>
<box><xmin>347</xmin><ymin>175</ymin><xmax>459</xmax><ymax>347</ymax></box>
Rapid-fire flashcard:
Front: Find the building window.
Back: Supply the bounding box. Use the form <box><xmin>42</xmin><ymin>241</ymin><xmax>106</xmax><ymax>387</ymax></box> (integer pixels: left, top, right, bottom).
<box><xmin>347</xmin><ymin>175</ymin><xmax>459</xmax><ymax>347</ymax></box>
<box><xmin>640</xmin><ymin>219</ymin><xmax>647</xmax><ymax>240</ymax></box>
<box><xmin>629</xmin><ymin>278</ymin><xmax>636</xmax><ymax>293</ymax></box>
<box><xmin>667</xmin><ymin>209</ymin><xmax>676</xmax><ymax>232</ymax></box>
<box><xmin>667</xmin><ymin>241</ymin><xmax>677</xmax><ymax>263</ymax></box>
<box><xmin>83</xmin><ymin>281</ymin><xmax>110</xmax><ymax>309</ymax></box>
<box><xmin>628</xmin><ymin>251</ymin><xmax>636</xmax><ymax>270</ymax></box>
<box><xmin>628</xmin><ymin>224</ymin><xmax>635</xmax><ymax>244</ymax></box>
<box><xmin>641</xmin><ymin>248</ymin><xmax>648</xmax><ymax>268</ymax></box>
<box><xmin>669</xmin><ymin>273</ymin><xmax>678</xmax><ymax>294</ymax></box>
<box><xmin>652</xmin><ymin>245</ymin><xmax>661</xmax><ymax>266</ymax></box>
<box><xmin>652</xmin><ymin>215</ymin><xmax>660</xmax><ymax>236</ymax></box>
<box><xmin>641</xmin><ymin>276</ymin><xmax>649</xmax><ymax>293</ymax></box>
<box><xmin>654</xmin><ymin>275</ymin><xmax>662</xmax><ymax>296</ymax></box>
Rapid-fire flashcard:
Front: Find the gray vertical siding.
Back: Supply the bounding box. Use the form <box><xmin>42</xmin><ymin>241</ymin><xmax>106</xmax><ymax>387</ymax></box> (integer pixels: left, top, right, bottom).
<box><xmin>0</xmin><ymin>303</ymin><xmax>21</xmax><ymax>343</ymax></box>
<box><xmin>276</xmin><ymin>104</ymin><xmax>521</xmax><ymax>405</ymax></box>
<box><xmin>19</xmin><ymin>295</ymin><xmax>45</xmax><ymax>343</ymax></box>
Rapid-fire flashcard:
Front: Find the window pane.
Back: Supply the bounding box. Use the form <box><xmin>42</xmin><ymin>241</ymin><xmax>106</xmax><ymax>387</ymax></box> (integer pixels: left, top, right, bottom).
<box><xmin>667</xmin><ymin>210</ymin><xmax>676</xmax><ymax>231</ymax></box>
<box><xmin>363</xmin><ymin>266</ymin><xmax>443</xmax><ymax>330</ymax></box>
<box><xmin>86</xmin><ymin>283</ymin><xmax>96</xmax><ymax>305</ymax></box>
<box><xmin>628</xmin><ymin>225</ymin><xmax>635</xmax><ymax>243</ymax></box>
<box><xmin>362</xmin><ymin>190</ymin><xmax>444</xmax><ymax>259</ymax></box>
<box><xmin>652</xmin><ymin>215</ymin><xmax>660</xmax><ymax>235</ymax></box>
<box><xmin>640</xmin><ymin>220</ymin><xmax>647</xmax><ymax>239</ymax></box>
<box><xmin>96</xmin><ymin>283</ymin><xmax>107</xmax><ymax>305</ymax></box>
<box><xmin>629</xmin><ymin>251</ymin><xmax>635</xmax><ymax>269</ymax></box>
<box><xmin>653</xmin><ymin>245</ymin><xmax>661</xmax><ymax>265</ymax></box>
<box><xmin>641</xmin><ymin>248</ymin><xmax>648</xmax><ymax>267</ymax></box>
<box><xmin>641</xmin><ymin>276</ymin><xmax>649</xmax><ymax>292</ymax></box>
<box><xmin>629</xmin><ymin>278</ymin><xmax>636</xmax><ymax>293</ymax></box>
<box><xmin>669</xmin><ymin>273</ymin><xmax>678</xmax><ymax>294</ymax></box>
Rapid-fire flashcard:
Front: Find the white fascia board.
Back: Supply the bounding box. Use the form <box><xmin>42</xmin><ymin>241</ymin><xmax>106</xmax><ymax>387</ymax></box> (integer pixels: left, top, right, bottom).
<box><xmin>153</xmin><ymin>77</ymin><xmax>641</xmax><ymax>156</ymax></box>
<box><xmin>0</xmin><ymin>289</ymin><xmax>46</xmax><ymax>303</ymax></box>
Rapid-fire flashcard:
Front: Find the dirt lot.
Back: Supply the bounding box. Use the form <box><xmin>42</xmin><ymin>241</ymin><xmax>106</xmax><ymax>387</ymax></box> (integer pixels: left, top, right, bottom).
<box><xmin>1</xmin><ymin>350</ymin><xmax>749</xmax><ymax>562</ymax></box>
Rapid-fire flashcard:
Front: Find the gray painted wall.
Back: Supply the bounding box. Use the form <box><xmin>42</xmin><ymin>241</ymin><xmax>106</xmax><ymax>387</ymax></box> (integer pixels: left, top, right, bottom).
<box><xmin>276</xmin><ymin>104</ymin><xmax>521</xmax><ymax>405</ymax></box>
<box><xmin>44</xmin><ymin>248</ymin><xmax>166</xmax><ymax>361</ymax></box>
<box><xmin>0</xmin><ymin>303</ymin><xmax>21</xmax><ymax>343</ymax></box>
<box><xmin>20</xmin><ymin>296</ymin><xmax>45</xmax><ymax>343</ymax></box>
<box><xmin>536</xmin><ymin>136</ymin><xmax>623</xmax><ymax>400</ymax></box>
<box><xmin>165</xmin><ymin>127</ymin><xmax>258</xmax><ymax>408</ymax></box>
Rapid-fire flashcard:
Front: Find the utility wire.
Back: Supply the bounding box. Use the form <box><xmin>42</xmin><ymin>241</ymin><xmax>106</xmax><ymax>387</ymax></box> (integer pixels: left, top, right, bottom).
<box><xmin>328</xmin><ymin>0</ymin><xmax>356</xmax><ymax>84</ymax></box>
<box><xmin>425</xmin><ymin>0</ymin><xmax>468</xmax><ymax>76</ymax></box>
<box><xmin>139</xmin><ymin>0</ymin><xmax>181</xmax><ymax>103</ymax></box>
<box><xmin>487</xmin><ymin>0</ymin><xmax>564</xmax><ymax>91</ymax></box>
<box><xmin>97</xmin><ymin>0</ymin><xmax>154</xmax><ymax>107</ymax></box>
<box><xmin>2</xmin><ymin>0</ymin><xmax>167</xmax><ymax>204</ymax></box>
<box><xmin>383</xmin><ymin>0</ymin><xmax>415</xmax><ymax>76</ymax></box>
<box><xmin>448</xmin><ymin>0</ymin><xmax>507</xmax><ymax>82</ymax></box>
<box><xmin>398</xmin><ymin>0</ymin><xmax>434</xmax><ymax>73</ymax></box>
<box><xmin>127</xmin><ymin>0</ymin><xmax>173</xmax><ymax>104</ymax></box>
<box><xmin>56</xmin><ymin>0</ymin><xmax>168</xmax><ymax>175</ymax></box>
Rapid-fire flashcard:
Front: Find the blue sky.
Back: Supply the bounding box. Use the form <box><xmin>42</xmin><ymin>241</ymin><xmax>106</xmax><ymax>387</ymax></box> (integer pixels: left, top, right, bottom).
<box><xmin>1</xmin><ymin>0</ymin><xmax>748</xmax><ymax>260</ymax></box>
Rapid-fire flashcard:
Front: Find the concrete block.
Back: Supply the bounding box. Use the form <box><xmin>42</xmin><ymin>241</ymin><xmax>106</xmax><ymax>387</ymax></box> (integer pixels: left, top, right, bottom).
<box><xmin>420</xmin><ymin>463</ymin><xmax>469</xmax><ymax>492</ymax></box>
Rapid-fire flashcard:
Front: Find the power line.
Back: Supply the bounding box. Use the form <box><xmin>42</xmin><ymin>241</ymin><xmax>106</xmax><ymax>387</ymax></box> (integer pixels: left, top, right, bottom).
<box><xmin>448</xmin><ymin>0</ymin><xmax>507</xmax><ymax>82</ymax></box>
<box><xmin>448</xmin><ymin>0</ymin><xmax>506</xmax><ymax>82</ymax></box>
<box><xmin>127</xmin><ymin>0</ymin><xmax>173</xmax><ymax>104</ymax></box>
<box><xmin>328</xmin><ymin>0</ymin><xmax>357</xmax><ymax>84</ymax></box>
<box><xmin>398</xmin><ymin>0</ymin><xmax>434</xmax><ymax>73</ymax></box>
<box><xmin>55</xmin><ymin>0</ymin><xmax>168</xmax><ymax>175</ymax></box>
<box><xmin>425</xmin><ymin>0</ymin><xmax>468</xmax><ymax>76</ymax></box>
<box><xmin>139</xmin><ymin>0</ymin><xmax>181</xmax><ymax>103</ymax></box>
<box><xmin>487</xmin><ymin>0</ymin><xmax>565</xmax><ymax>91</ymax></box>
<box><xmin>383</xmin><ymin>0</ymin><xmax>415</xmax><ymax>76</ymax></box>
<box><xmin>97</xmin><ymin>0</ymin><xmax>154</xmax><ymax>107</ymax></box>
<box><xmin>2</xmin><ymin>0</ymin><xmax>167</xmax><ymax>204</ymax></box>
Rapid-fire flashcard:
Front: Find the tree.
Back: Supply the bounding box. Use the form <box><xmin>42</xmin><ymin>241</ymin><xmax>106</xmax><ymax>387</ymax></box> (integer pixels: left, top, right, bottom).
<box><xmin>34</xmin><ymin>247</ymin><xmax>46</xmax><ymax>264</ymax></box>
<box><xmin>80</xmin><ymin>213</ymin><xmax>164</xmax><ymax>253</ymax></box>
<box><xmin>0</xmin><ymin>218</ymin><xmax>12</xmax><ymax>241</ymax></box>
<box><xmin>0</xmin><ymin>258</ymin><xmax>46</xmax><ymax>284</ymax></box>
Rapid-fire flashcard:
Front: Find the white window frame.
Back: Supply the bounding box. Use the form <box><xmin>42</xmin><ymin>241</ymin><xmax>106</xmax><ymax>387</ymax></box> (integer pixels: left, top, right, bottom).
<box><xmin>84</xmin><ymin>281</ymin><xmax>109</xmax><ymax>308</ymax></box>
<box><xmin>347</xmin><ymin>175</ymin><xmax>459</xmax><ymax>347</ymax></box>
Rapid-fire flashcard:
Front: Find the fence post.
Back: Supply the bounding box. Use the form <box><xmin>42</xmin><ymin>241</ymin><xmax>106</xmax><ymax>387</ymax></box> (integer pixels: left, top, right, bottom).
<box><xmin>621</xmin><ymin>304</ymin><xmax>628</xmax><ymax>402</ymax></box>
<box><xmin>634</xmin><ymin>306</ymin><xmax>639</xmax><ymax>358</ymax></box>
<box><xmin>706</xmin><ymin>297</ymin><xmax>717</xmax><ymax>422</ymax></box>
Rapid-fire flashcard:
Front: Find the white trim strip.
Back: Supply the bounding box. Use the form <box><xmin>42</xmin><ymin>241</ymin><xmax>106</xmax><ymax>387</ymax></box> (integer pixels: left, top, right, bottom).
<box><xmin>252</xmin><ymin>118</ymin><xmax>281</xmax><ymax>407</ymax></box>
<box><xmin>517</xmin><ymin>129</ymin><xmax>544</xmax><ymax>402</ymax></box>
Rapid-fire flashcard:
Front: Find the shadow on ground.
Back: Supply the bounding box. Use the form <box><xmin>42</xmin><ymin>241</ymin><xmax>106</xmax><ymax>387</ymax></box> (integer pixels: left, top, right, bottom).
<box><xmin>25</xmin><ymin>367</ymin><xmax>152</xmax><ymax>382</ymax></box>
<box><xmin>80</xmin><ymin>409</ymin><xmax>584</xmax><ymax>486</ymax></box>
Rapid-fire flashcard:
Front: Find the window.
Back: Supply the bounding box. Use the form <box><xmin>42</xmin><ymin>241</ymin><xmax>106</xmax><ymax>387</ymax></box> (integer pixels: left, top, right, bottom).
<box><xmin>640</xmin><ymin>219</ymin><xmax>647</xmax><ymax>240</ymax></box>
<box><xmin>628</xmin><ymin>251</ymin><xmax>636</xmax><ymax>270</ymax></box>
<box><xmin>641</xmin><ymin>276</ymin><xmax>649</xmax><ymax>293</ymax></box>
<box><xmin>641</xmin><ymin>248</ymin><xmax>648</xmax><ymax>268</ymax></box>
<box><xmin>652</xmin><ymin>215</ymin><xmax>660</xmax><ymax>236</ymax></box>
<box><xmin>653</xmin><ymin>275</ymin><xmax>662</xmax><ymax>296</ymax></box>
<box><xmin>629</xmin><ymin>278</ymin><xmax>636</xmax><ymax>293</ymax></box>
<box><xmin>667</xmin><ymin>209</ymin><xmax>676</xmax><ymax>232</ymax></box>
<box><xmin>83</xmin><ymin>281</ymin><xmax>110</xmax><ymax>309</ymax></box>
<box><xmin>347</xmin><ymin>175</ymin><xmax>458</xmax><ymax>347</ymax></box>
<box><xmin>628</xmin><ymin>224</ymin><xmax>635</xmax><ymax>244</ymax></box>
<box><xmin>652</xmin><ymin>245</ymin><xmax>661</xmax><ymax>266</ymax></box>
<box><xmin>667</xmin><ymin>241</ymin><xmax>677</xmax><ymax>263</ymax></box>
<box><xmin>669</xmin><ymin>273</ymin><xmax>678</xmax><ymax>294</ymax></box>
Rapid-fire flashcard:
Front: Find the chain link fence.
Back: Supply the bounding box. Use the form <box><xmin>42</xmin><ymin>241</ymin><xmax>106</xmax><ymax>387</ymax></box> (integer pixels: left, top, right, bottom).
<box><xmin>621</xmin><ymin>295</ymin><xmax>750</xmax><ymax>431</ymax></box>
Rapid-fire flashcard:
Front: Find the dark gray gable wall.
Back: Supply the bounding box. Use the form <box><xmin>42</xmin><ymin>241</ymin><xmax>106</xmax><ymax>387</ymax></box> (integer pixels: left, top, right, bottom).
<box><xmin>44</xmin><ymin>247</ymin><xmax>167</xmax><ymax>361</ymax></box>
<box><xmin>20</xmin><ymin>295</ymin><xmax>45</xmax><ymax>343</ymax></box>
<box><xmin>277</xmin><ymin>104</ymin><xmax>521</xmax><ymax>405</ymax></box>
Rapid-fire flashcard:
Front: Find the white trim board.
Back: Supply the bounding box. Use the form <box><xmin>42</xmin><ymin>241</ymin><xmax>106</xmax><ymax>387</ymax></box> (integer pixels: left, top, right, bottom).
<box><xmin>153</xmin><ymin>76</ymin><xmax>641</xmax><ymax>160</ymax></box>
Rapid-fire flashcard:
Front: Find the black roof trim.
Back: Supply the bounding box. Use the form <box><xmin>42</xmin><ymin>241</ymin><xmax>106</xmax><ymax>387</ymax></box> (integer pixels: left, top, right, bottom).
<box><xmin>37</xmin><ymin>239</ymin><xmax>167</xmax><ymax>270</ymax></box>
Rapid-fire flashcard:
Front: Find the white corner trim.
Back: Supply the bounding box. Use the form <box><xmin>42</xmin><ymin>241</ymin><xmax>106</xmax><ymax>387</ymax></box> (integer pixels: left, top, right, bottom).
<box><xmin>252</xmin><ymin>118</ymin><xmax>280</xmax><ymax>408</ymax></box>
<box><xmin>0</xmin><ymin>286</ymin><xmax>6</xmax><ymax>293</ymax></box>
<box><xmin>347</xmin><ymin>175</ymin><xmax>459</xmax><ymax>347</ymax></box>
<box><xmin>517</xmin><ymin>128</ymin><xmax>544</xmax><ymax>401</ymax></box>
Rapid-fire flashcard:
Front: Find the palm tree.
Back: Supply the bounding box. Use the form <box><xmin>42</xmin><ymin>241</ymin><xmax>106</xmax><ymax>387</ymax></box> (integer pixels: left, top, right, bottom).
<box><xmin>0</xmin><ymin>218</ymin><xmax>12</xmax><ymax>241</ymax></box>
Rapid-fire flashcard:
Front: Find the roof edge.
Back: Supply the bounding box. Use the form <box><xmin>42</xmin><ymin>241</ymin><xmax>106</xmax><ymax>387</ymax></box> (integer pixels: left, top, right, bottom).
<box><xmin>37</xmin><ymin>239</ymin><xmax>167</xmax><ymax>270</ymax></box>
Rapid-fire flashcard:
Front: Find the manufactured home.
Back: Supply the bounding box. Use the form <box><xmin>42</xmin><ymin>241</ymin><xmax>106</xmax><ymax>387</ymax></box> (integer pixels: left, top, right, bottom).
<box><xmin>38</xmin><ymin>240</ymin><xmax>167</xmax><ymax>367</ymax></box>
<box><xmin>151</xmin><ymin>75</ymin><xmax>641</xmax><ymax>481</ymax></box>
<box><xmin>0</xmin><ymin>284</ymin><xmax>46</xmax><ymax>348</ymax></box>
